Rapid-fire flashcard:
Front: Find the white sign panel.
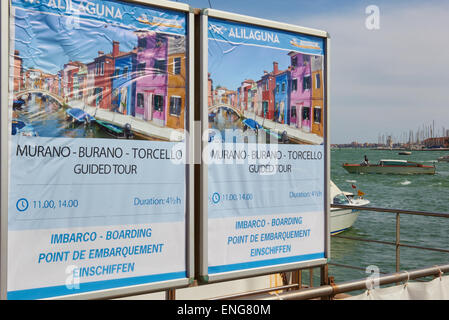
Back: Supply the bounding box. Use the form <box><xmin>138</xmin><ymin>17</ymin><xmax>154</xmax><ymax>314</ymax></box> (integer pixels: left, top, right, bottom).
<box><xmin>203</xmin><ymin>12</ymin><xmax>328</xmax><ymax>280</ymax></box>
<box><xmin>7</xmin><ymin>0</ymin><xmax>191</xmax><ymax>299</ymax></box>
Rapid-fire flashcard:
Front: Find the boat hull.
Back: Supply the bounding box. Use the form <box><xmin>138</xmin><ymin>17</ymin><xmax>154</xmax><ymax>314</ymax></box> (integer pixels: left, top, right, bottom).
<box><xmin>95</xmin><ymin>120</ymin><xmax>133</xmax><ymax>139</ymax></box>
<box><xmin>66</xmin><ymin>108</ymin><xmax>95</xmax><ymax>123</ymax></box>
<box><xmin>343</xmin><ymin>164</ymin><xmax>435</xmax><ymax>175</ymax></box>
<box><xmin>330</xmin><ymin>208</ymin><xmax>360</xmax><ymax>235</ymax></box>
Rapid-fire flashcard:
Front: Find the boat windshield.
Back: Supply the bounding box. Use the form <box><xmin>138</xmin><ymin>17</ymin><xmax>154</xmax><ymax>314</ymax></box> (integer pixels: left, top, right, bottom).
<box><xmin>333</xmin><ymin>193</ymin><xmax>350</xmax><ymax>205</ymax></box>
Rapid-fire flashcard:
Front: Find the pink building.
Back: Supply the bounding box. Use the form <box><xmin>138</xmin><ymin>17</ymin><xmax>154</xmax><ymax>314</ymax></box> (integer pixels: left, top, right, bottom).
<box><xmin>135</xmin><ymin>31</ymin><xmax>168</xmax><ymax>126</ymax></box>
<box><xmin>288</xmin><ymin>52</ymin><xmax>312</xmax><ymax>131</ymax></box>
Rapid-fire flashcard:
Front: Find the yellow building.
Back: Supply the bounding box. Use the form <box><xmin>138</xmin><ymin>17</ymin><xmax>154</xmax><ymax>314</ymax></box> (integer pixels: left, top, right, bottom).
<box><xmin>166</xmin><ymin>36</ymin><xmax>186</xmax><ymax>130</ymax></box>
<box><xmin>311</xmin><ymin>56</ymin><xmax>324</xmax><ymax>137</ymax></box>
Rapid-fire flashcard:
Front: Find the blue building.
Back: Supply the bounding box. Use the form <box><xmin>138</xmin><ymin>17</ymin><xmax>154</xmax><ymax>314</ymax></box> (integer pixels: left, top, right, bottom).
<box><xmin>112</xmin><ymin>50</ymin><xmax>137</xmax><ymax>116</ymax></box>
<box><xmin>274</xmin><ymin>69</ymin><xmax>291</xmax><ymax>124</ymax></box>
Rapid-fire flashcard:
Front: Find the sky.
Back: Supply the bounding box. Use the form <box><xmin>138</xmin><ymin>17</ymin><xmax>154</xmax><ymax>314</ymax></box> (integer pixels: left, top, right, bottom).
<box><xmin>209</xmin><ymin>43</ymin><xmax>291</xmax><ymax>90</ymax></box>
<box><xmin>13</xmin><ymin>1</ymin><xmax>186</xmax><ymax>74</ymax></box>
<box><xmin>181</xmin><ymin>0</ymin><xmax>449</xmax><ymax>144</ymax></box>
<box><xmin>14</xmin><ymin>10</ymin><xmax>136</xmax><ymax>73</ymax></box>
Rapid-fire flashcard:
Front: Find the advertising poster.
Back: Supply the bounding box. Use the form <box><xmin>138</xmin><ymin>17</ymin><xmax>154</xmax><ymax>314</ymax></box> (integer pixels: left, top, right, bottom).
<box><xmin>8</xmin><ymin>0</ymin><xmax>190</xmax><ymax>299</ymax></box>
<box><xmin>206</xmin><ymin>16</ymin><xmax>327</xmax><ymax>277</ymax></box>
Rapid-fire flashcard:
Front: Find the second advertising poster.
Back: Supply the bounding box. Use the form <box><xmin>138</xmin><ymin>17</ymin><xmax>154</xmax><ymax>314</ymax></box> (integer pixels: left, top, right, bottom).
<box><xmin>202</xmin><ymin>10</ymin><xmax>329</xmax><ymax>280</ymax></box>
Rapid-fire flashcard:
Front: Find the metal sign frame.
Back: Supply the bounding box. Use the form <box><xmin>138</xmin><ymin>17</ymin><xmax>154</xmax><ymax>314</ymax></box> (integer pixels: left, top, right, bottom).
<box><xmin>199</xmin><ymin>8</ymin><xmax>331</xmax><ymax>283</ymax></box>
<box><xmin>0</xmin><ymin>0</ymin><xmax>195</xmax><ymax>300</ymax></box>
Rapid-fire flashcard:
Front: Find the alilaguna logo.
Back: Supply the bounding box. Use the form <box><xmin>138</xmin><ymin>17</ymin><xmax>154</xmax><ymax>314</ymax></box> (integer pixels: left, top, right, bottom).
<box><xmin>209</xmin><ymin>23</ymin><xmax>280</xmax><ymax>44</ymax></box>
<box><xmin>229</xmin><ymin>27</ymin><xmax>280</xmax><ymax>44</ymax></box>
<box><xmin>44</xmin><ymin>0</ymin><xmax>123</xmax><ymax>20</ymax></box>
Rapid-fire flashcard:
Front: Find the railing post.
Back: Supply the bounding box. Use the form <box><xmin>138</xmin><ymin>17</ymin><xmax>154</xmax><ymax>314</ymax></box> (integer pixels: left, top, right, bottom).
<box><xmin>320</xmin><ymin>264</ymin><xmax>329</xmax><ymax>286</ymax></box>
<box><xmin>396</xmin><ymin>212</ymin><xmax>400</xmax><ymax>273</ymax></box>
<box><xmin>291</xmin><ymin>269</ymin><xmax>302</xmax><ymax>290</ymax></box>
<box><xmin>309</xmin><ymin>268</ymin><xmax>314</xmax><ymax>288</ymax></box>
<box><xmin>165</xmin><ymin>288</ymin><xmax>176</xmax><ymax>300</ymax></box>
<box><xmin>320</xmin><ymin>264</ymin><xmax>330</xmax><ymax>300</ymax></box>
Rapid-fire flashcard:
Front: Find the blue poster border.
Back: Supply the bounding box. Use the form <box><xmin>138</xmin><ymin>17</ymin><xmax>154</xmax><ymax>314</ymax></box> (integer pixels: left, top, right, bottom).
<box><xmin>7</xmin><ymin>270</ymin><xmax>187</xmax><ymax>300</ymax></box>
<box><xmin>208</xmin><ymin>252</ymin><xmax>325</xmax><ymax>274</ymax></box>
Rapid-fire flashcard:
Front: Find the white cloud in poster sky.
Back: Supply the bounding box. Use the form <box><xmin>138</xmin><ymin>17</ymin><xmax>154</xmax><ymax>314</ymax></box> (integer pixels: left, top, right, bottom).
<box><xmin>293</xmin><ymin>2</ymin><xmax>449</xmax><ymax>144</ymax></box>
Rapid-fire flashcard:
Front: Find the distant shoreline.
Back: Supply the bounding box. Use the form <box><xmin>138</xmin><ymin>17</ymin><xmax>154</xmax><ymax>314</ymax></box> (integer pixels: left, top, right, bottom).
<box><xmin>331</xmin><ymin>146</ymin><xmax>449</xmax><ymax>151</ymax></box>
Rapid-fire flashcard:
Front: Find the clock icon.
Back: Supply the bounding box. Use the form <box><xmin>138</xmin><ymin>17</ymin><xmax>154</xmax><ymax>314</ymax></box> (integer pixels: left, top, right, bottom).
<box><xmin>16</xmin><ymin>198</ymin><xmax>29</xmax><ymax>212</ymax></box>
<box><xmin>211</xmin><ymin>192</ymin><xmax>220</xmax><ymax>204</ymax></box>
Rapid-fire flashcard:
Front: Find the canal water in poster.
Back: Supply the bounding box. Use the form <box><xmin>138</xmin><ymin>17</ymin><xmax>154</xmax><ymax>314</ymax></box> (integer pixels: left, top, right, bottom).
<box><xmin>206</xmin><ymin>17</ymin><xmax>326</xmax><ymax>275</ymax></box>
<box><xmin>8</xmin><ymin>0</ymin><xmax>188</xmax><ymax>299</ymax></box>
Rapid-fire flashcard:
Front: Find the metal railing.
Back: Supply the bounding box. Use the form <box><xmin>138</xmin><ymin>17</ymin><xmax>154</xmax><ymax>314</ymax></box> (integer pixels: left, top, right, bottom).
<box><xmin>259</xmin><ymin>264</ymin><xmax>449</xmax><ymax>300</ymax></box>
<box><xmin>330</xmin><ymin>204</ymin><xmax>449</xmax><ymax>273</ymax></box>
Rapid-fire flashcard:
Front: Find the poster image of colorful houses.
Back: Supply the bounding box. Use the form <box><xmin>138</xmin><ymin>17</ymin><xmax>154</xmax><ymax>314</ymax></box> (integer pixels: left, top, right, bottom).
<box><xmin>207</xmin><ymin>41</ymin><xmax>325</xmax><ymax>145</ymax></box>
<box><xmin>11</xmin><ymin>2</ymin><xmax>188</xmax><ymax>141</ymax></box>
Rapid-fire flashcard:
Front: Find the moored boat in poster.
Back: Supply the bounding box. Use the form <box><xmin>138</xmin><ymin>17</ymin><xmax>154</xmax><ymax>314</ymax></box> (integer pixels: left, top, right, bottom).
<box><xmin>11</xmin><ymin>119</ymin><xmax>37</xmax><ymax>137</ymax></box>
<box><xmin>65</xmin><ymin>108</ymin><xmax>95</xmax><ymax>124</ymax></box>
<box><xmin>95</xmin><ymin>120</ymin><xmax>134</xmax><ymax>139</ymax></box>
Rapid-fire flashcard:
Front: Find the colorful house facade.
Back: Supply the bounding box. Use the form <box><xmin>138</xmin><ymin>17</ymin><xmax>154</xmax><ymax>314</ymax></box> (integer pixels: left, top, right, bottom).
<box><xmin>207</xmin><ymin>49</ymin><xmax>325</xmax><ymax>137</ymax></box>
<box><xmin>86</xmin><ymin>62</ymin><xmax>96</xmax><ymax>106</ymax></box>
<box><xmin>289</xmin><ymin>52</ymin><xmax>312</xmax><ymax>131</ymax></box>
<box><xmin>93</xmin><ymin>48</ymin><xmax>115</xmax><ymax>110</ymax></box>
<box><xmin>240</xmin><ymin>79</ymin><xmax>254</xmax><ymax>111</ymax></box>
<box><xmin>261</xmin><ymin>61</ymin><xmax>279</xmax><ymax>120</ymax></box>
<box><xmin>48</xmin><ymin>73</ymin><xmax>61</xmax><ymax>96</ymax></box>
<box><xmin>236</xmin><ymin>86</ymin><xmax>242</xmax><ymax>110</ymax></box>
<box><xmin>73</xmin><ymin>65</ymin><xmax>87</xmax><ymax>101</ymax></box>
<box><xmin>13</xmin><ymin>50</ymin><xmax>23</xmax><ymax>92</ymax></box>
<box><xmin>63</xmin><ymin>61</ymin><xmax>83</xmax><ymax>100</ymax></box>
<box><xmin>136</xmin><ymin>31</ymin><xmax>168</xmax><ymax>125</ymax></box>
<box><xmin>25</xmin><ymin>68</ymin><xmax>43</xmax><ymax>90</ymax></box>
<box><xmin>208</xmin><ymin>73</ymin><xmax>214</xmax><ymax>107</ymax></box>
<box><xmin>249</xmin><ymin>82</ymin><xmax>258</xmax><ymax>113</ymax></box>
<box><xmin>225</xmin><ymin>90</ymin><xmax>237</xmax><ymax>108</ymax></box>
<box><xmin>166</xmin><ymin>35</ymin><xmax>186</xmax><ymax>129</ymax></box>
<box><xmin>255</xmin><ymin>79</ymin><xmax>263</xmax><ymax>116</ymax></box>
<box><xmin>311</xmin><ymin>55</ymin><xmax>324</xmax><ymax>136</ymax></box>
<box><xmin>274</xmin><ymin>69</ymin><xmax>291</xmax><ymax>124</ymax></box>
<box><xmin>135</xmin><ymin>31</ymin><xmax>168</xmax><ymax>126</ymax></box>
<box><xmin>112</xmin><ymin>48</ymin><xmax>137</xmax><ymax>116</ymax></box>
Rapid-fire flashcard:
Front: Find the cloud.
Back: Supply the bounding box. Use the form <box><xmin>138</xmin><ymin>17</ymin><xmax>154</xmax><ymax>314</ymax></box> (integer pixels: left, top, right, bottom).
<box><xmin>292</xmin><ymin>2</ymin><xmax>449</xmax><ymax>143</ymax></box>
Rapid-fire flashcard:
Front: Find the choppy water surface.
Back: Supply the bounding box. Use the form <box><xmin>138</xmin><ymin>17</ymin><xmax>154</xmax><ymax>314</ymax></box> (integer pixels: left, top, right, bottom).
<box><xmin>328</xmin><ymin>148</ymin><xmax>449</xmax><ymax>285</ymax></box>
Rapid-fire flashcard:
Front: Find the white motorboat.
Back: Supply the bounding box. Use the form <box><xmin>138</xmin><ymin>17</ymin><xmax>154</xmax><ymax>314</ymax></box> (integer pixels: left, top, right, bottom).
<box><xmin>330</xmin><ymin>180</ymin><xmax>370</xmax><ymax>235</ymax></box>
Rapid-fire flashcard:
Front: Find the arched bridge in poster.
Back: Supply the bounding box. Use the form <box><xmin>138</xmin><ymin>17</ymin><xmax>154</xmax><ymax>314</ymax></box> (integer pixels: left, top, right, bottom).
<box><xmin>14</xmin><ymin>89</ymin><xmax>65</xmax><ymax>106</ymax></box>
<box><xmin>208</xmin><ymin>104</ymin><xmax>243</xmax><ymax>118</ymax></box>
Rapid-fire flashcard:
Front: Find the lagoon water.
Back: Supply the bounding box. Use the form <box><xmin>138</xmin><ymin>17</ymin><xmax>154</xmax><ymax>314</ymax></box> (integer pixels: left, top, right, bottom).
<box><xmin>15</xmin><ymin>94</ymin><xmax>149</xmax><ymax>140</ymax></box>
<box><xmin>327</xmin><ymin>148</ymin><xmax>449</xmax><ymax>285</ymax></box>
